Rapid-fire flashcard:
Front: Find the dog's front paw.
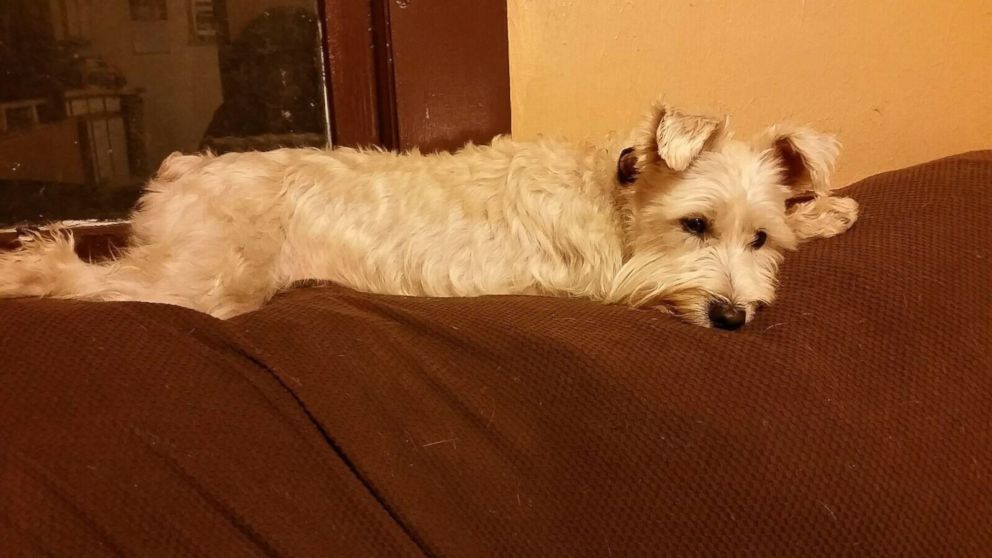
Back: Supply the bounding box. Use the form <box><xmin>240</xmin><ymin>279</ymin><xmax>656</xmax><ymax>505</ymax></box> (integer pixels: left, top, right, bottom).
<box><xmin>787</xmin><ymin>195</ymin><xmax>859</xmax><ymax>242</ymax></box>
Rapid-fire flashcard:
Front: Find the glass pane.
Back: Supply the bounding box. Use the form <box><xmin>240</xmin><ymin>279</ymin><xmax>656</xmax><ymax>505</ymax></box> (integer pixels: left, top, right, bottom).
<box><xmin>0</xmin><ymin>0</ymin><xmax>330</xmax><ymax>227</ymax></box>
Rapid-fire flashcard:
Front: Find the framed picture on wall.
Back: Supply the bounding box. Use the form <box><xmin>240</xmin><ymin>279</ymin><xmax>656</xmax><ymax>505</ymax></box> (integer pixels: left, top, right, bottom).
<box><xmin>188</xmin><ymin>0</ymin><xmax>225</xmax><ymax>45</ymax></box>
<box><xmin>128</xmin><ymin>0</ymin><xmax>168</xmax><ymax>21</ymax></box>
<box><xmin>130</xmin><ymin>0</ymin><xmax>170</xmax><ymax>53</ymax></box>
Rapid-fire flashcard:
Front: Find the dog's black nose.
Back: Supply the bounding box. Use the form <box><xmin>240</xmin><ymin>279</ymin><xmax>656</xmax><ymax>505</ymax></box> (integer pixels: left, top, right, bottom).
<box><xmin>707</xmin><ymin>300</ymin><xmax>746</xmax><ymax>330</ymax></box>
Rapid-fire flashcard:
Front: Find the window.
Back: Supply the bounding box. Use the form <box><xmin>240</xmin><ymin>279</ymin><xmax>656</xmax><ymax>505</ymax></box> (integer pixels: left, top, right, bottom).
<box><xmin>0</xmin><ymin>0</ymin><xmax>330</xmax><ymax>228</ymax></box>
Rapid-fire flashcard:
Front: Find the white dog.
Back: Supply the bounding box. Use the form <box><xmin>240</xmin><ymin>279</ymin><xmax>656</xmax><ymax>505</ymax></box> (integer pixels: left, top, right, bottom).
<box><xmin>0</xmin><ymin>101</ymin><xmax>857</xmax><ymax>329</ymax></box>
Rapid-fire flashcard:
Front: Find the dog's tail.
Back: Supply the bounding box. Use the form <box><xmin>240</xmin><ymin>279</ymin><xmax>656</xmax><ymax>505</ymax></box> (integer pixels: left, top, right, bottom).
<box><xmin>0</xmin><ymin>228</ymin><xmax>149</xmax><ymax>304</ymax></box>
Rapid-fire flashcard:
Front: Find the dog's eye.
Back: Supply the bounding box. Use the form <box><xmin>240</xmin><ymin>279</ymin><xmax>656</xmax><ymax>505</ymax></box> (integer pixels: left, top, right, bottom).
<box><xmin>750</xmin><ymin>230</ymin><xmax>768</xmax><ymax>249</ymax></box>
<box><xmin>680</xmin><ymin>217</ymin><xmax>708</xmax><ymax>236</ymax></box>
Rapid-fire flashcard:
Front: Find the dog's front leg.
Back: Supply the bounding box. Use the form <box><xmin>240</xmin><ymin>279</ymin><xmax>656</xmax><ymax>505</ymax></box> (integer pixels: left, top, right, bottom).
<box><xmin>786</xmin><ymin>195</ymin><xmax>859</xmax><ymax>243</ymax></box>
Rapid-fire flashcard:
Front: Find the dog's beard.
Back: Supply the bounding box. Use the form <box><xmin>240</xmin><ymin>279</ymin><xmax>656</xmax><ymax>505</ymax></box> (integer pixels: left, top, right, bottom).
<box><xmin>607</xmin><ymin>253</ymin><xmax>706</xmax><ymax>314</ymax></box>
<box><xmin>607</xmin><ymin>253</ymin><xmax>762</xmax><ymax>328</ymax></box>
<box><xmin>652</xmin><ymin>287</ymin><xmax>714</xmax><ymax>327</ymax></box>
<box><xmin>606</xmin><ymin>252</ymin><xmax>682</xmax><ymax>308</ymax></box>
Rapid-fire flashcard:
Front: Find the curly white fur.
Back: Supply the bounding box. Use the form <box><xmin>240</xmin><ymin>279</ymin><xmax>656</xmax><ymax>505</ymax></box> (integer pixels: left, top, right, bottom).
<box><xmin>0</xmin><ymin>101</ymin><xmax>858</xmax><ymax>328</ymax></box>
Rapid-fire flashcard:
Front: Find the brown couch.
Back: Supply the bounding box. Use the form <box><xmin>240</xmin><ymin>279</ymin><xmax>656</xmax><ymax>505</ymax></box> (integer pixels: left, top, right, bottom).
<box><xmin>1</xmin><ymin>152</ymin><xmax>990</xmax><ymax>557</ymax></box>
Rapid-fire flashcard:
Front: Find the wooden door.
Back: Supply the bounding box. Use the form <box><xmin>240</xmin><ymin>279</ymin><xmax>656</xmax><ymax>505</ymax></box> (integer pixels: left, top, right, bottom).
<box><xmin>322</xmin><ymin>0</ymin><xmax>511</xmax><ymax>151</ymax></box>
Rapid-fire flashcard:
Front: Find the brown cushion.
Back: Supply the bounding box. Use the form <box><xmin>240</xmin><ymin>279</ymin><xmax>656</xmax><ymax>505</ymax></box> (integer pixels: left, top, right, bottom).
<box><xmin>1</xmin><ymin>151</ymin><xmax>990</xmax><ymax>557</ymax></box>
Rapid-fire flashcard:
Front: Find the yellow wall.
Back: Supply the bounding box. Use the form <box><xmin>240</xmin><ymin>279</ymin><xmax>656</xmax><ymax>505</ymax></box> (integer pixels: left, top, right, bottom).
<box><xmin>508</xmin><ymin>0</ymin><xmax>992</xmax><ymax>186</ymax></box>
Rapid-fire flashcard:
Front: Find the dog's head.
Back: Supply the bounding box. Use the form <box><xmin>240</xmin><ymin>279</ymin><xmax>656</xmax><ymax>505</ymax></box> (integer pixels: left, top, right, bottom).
<box><xmin>610</xmin><ymin>102</ymin><xmax>839</xmax><ymax>330</ymax></box>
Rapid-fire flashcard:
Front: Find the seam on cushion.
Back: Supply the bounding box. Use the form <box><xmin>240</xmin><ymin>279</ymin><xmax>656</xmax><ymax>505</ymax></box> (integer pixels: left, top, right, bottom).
<box><xmin>218</xmin><ymin>326</ymin><xmax>435</xmax><ymax>558</ymax></box>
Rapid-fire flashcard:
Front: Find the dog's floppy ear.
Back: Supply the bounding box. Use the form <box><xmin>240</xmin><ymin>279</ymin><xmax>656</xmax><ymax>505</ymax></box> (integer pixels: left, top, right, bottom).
<box><xmin>632</xmin><ymin>102</ymin><xmax>723</xmax><ymax>173</ymax></box>
<box><xmin>762</xmin><ymin>125</ymin><xmax>840</xmax><ymax>194</ymax></box>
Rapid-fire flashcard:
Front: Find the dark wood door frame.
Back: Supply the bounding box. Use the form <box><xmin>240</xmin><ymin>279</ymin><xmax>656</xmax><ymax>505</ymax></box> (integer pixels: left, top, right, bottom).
<box><xmin>319</xmin><ymin>0</ymin><xmax>384</xmax><ymax>147</ymax></box>
<box><xmin>320</xmin><ymin>0</ymin><xmax>511</xmax><ymax>152</ymax></box>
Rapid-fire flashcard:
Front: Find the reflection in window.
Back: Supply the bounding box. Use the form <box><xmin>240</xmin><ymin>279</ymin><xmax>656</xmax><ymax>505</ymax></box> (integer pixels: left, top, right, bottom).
<box><xmin>0</xmin><ymin>0</ymin><xmax>329</xmax><ymax>227</ymax></box>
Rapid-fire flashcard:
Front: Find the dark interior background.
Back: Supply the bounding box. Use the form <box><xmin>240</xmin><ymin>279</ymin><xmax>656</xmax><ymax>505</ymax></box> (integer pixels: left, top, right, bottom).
<box><xmin>0</xmin><ymin>0</ymin><xmax>509</xmax><ymax>233</ymax></box>
<box><xmin>0</xmin><ymin>0</ymin><xmax>334</xmax><ymax>227</ymax></box>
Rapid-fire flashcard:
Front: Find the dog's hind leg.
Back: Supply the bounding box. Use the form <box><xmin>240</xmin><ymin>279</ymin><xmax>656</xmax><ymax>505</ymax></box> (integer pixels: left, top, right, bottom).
<box><xmin>0</xmin><ymin>224</ymin><xmax>284</xmax><ymax>319</ymax></box>
<box><xmin>787</xmin><ymin>195</ymin><xmax>859</xmax><ymax>242</ymax></box>
<box><xmin>0</xmin><ymin>153</ymin><xmax>292</xmax><ymax>318</ymax></box>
